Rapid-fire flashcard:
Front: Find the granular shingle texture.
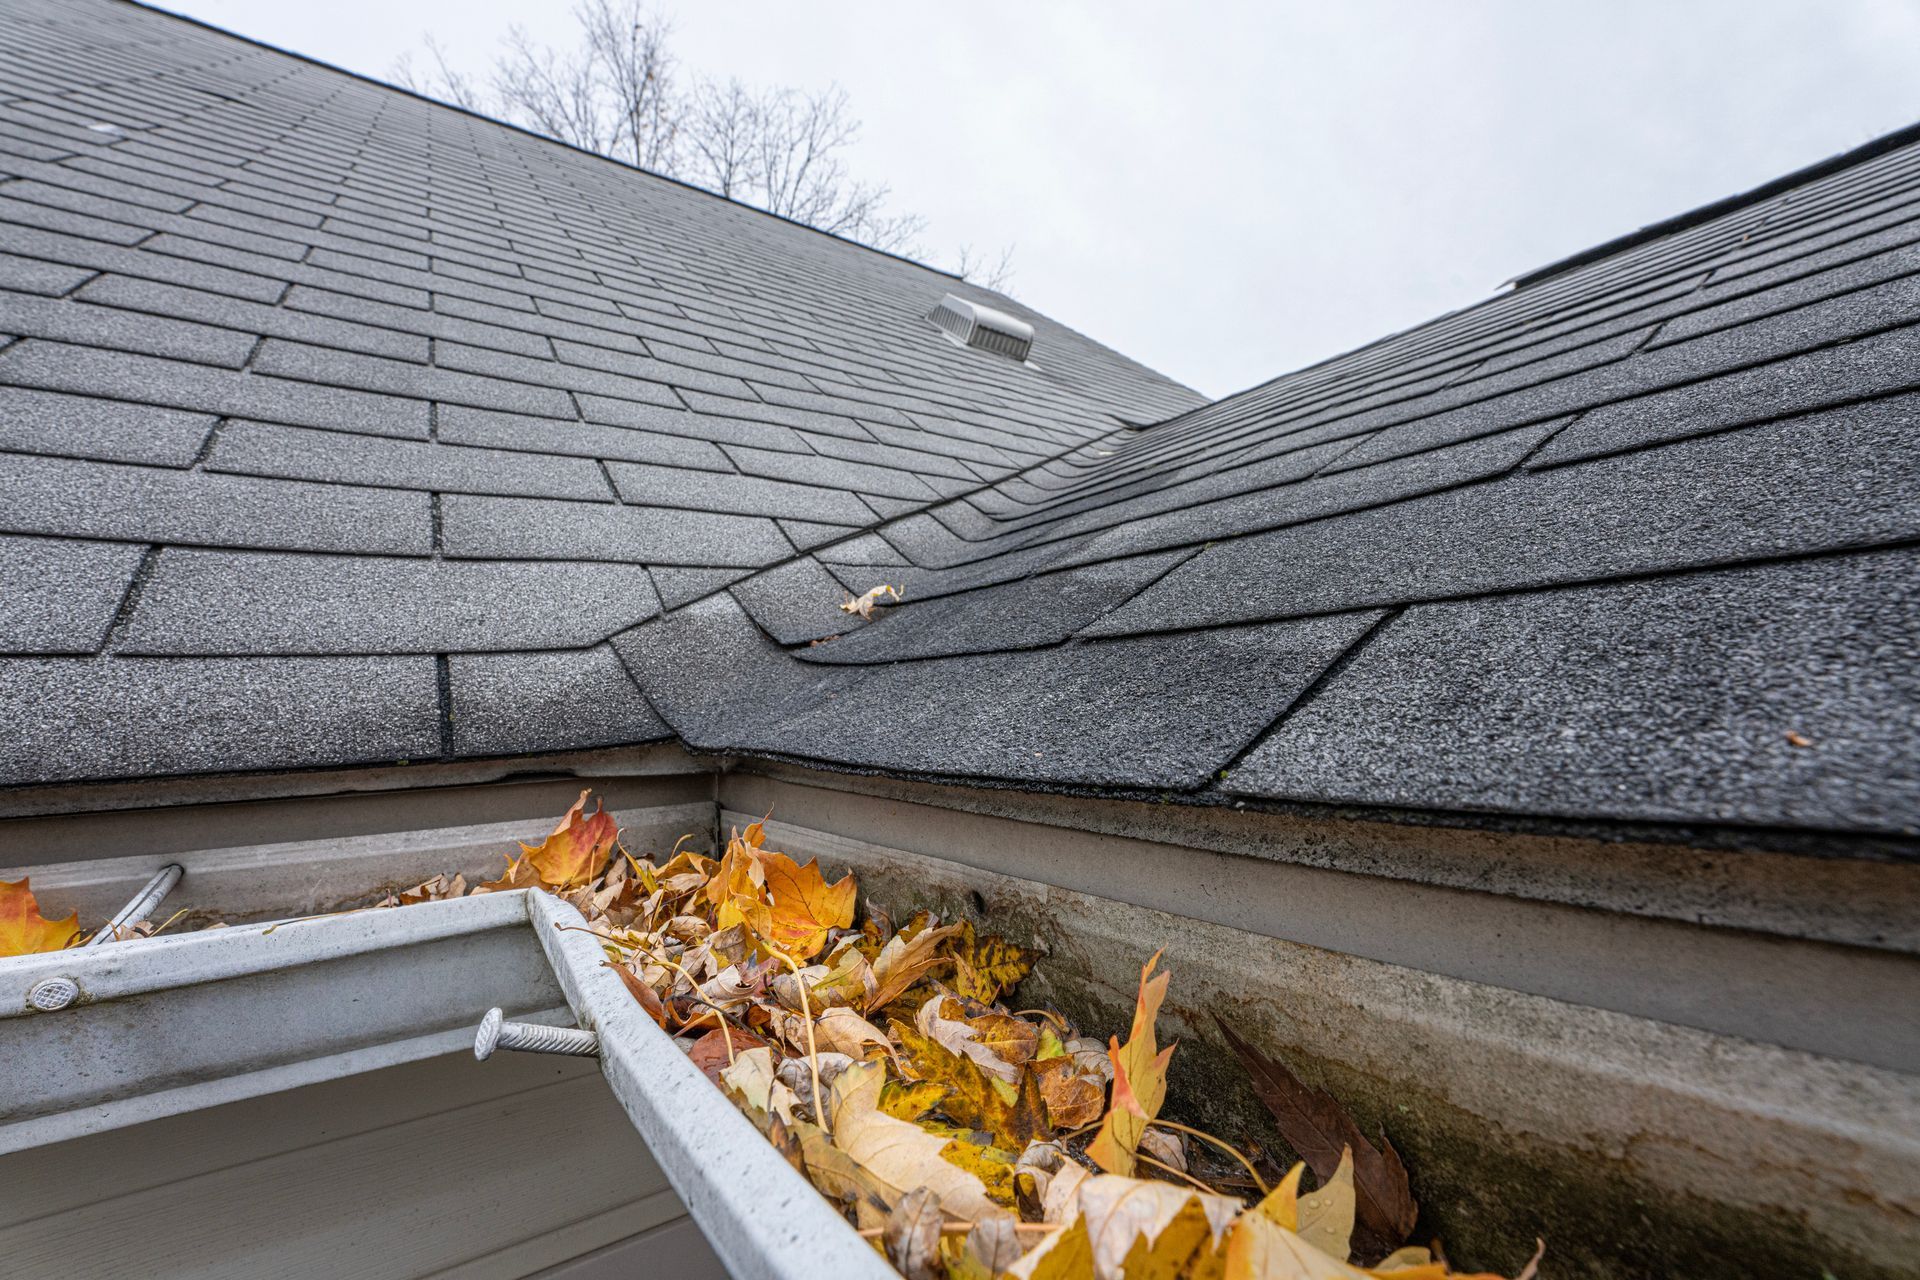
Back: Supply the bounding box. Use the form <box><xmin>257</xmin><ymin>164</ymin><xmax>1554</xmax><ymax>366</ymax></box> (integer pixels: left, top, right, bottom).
<box><xmin>2</xmin><ymin>0</ymin><xmax>1917</xmax><ymax>844</ymax></box>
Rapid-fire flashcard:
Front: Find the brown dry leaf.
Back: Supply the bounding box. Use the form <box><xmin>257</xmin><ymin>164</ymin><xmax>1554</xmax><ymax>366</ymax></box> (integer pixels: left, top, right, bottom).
<box><xmin>1217</xmin><ymin>1018</ymin><xmax>1417</xmax><ymax>1261</ymax></box>
<box><xmin>1074</xmin><ymin>1174</ymin><xmax>1242</xmax><ymax>1280</ymax></box>
<box><xmin>756</xmin><ymin>849</ymin><xmax>857</xmax><ymax>960</ymax></box>
<box><xmin>827</xmin><ymin>1061</ymin><xmax>999</xmax><ymax>1220</ymax></box>
<box><xmin>949</xmin><ymin>918</ymin><xmax>1037</xmax><ymax>1004</ymax></box>
<box><xmin>685</xmin><ymin>1025</ymin><xmax>769</xmax><ymax>1085</ymax></box>
<box><xmin>0</xmin><ymin>877</ymin><xmax>80</xmax><ymax>957</ymax></box>
<box><xmin>792</xmin><ymin>1118</ymin><xmax>899</xmax><ymax>1230</ymax></box>
<box><xmin>1088</xmin><ymin>951</ymin><xmax>1175</xmax><ymax>1176</ymax></box>
<box><xmin>884</xmin><ymin>1186</ymin><xmax>945</xmax><ymax>1280</ymax></box>
<box><xmin>867</xmin><ymin>921</ymin><xmax>963</xmax><ymax>1011</ymax></box>
<box><xmin>841</xmin><ymin>583</ymin><xmax>902</xmax><ymax>618</ymax></box>
<box><xmin>966</xmin><ymin>1206</ymin><xmax>1027</xmax><ymax>1274</ymax></box>
<box><xmin>518</xmin><ymin>788</ymin><xmax>619</xmax><ymax>888</ymax></box>
<box><xmin>1035</xmin><ymin>1056</ymin><xmax>1106</xmax><ymax>1129</ymax></box>
<box><xmin>813</xmin><ymin>1006</ymin><xmax>894</xmax><ymax>1059</ymax></box>
<box><xmin>1140</xmin><ymin>1125</ymin><xmax>1188</xmax><ymax>1175</ymax></box>
<box><xmin>603</xmin><ymin>960</ymin><xmax>668</xmax><ymax>1028</ymax></box>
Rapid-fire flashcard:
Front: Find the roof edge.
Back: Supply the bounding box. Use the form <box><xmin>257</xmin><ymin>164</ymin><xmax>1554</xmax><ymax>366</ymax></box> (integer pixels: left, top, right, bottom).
<box><xmin>1509</xmin><ymin>117</ymin><xmax>1920</xmax><ymax>289</ymax></box>
<box><xmin>118</xmin><ymin>0</ymin><xmax>968</xmax><ymax>282</ymax></box>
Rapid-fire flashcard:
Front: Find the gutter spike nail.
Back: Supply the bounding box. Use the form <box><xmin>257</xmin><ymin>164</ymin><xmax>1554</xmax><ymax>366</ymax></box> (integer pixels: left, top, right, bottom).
<box><xmin>474</xmin><ymin>1007</ymin><xmax>601</xmax><ymax>1061</ymax></box>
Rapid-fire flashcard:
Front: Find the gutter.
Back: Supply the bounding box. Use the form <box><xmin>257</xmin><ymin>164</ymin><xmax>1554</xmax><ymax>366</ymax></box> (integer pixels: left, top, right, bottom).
<box><xmin>0</xmin><ymin>888</ymin><xmax>890</xmax><ymax>1280</ymax></box>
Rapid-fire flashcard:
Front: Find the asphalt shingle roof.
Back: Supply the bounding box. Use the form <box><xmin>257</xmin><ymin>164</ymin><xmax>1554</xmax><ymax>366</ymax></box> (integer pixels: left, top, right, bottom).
<box><xmin>2</xmin><ymin>0</ymin><xmax>1917</xmax><ymax>845</ymax></box>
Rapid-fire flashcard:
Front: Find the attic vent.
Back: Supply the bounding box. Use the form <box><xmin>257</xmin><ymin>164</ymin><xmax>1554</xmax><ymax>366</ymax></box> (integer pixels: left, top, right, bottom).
<box><xmin>927</xmin><ymin>294</ymin><xmax>1034</xmax><ymax>363</ymax></box>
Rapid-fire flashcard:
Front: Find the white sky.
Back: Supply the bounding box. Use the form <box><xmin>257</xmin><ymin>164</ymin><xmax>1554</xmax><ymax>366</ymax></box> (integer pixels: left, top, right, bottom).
<box><xmin>163</xmin><ymin>0</ymin><xmax>1920</xmax><ymax>398</ymax></box>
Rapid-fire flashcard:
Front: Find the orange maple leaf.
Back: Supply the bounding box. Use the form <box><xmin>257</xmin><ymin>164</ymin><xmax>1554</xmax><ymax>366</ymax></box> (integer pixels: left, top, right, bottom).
<box><xmin>519</xmin><ymin>789</ymin><xmax>619</xmax><ymax>889</ymax></box>
<box><xmin>756</xmin><ymin>850</ymin><xmax>857</xmax><ymax>960</ymax></box>
<box><xmin>1087</xmin><ymin>950</ymin><xmax>1175</xmax><ymax>1175</ymax></box>
<box><xmin>0</xmin><ymin>877</ymin><xmax>81</xmax><ymax>957</ymax></box>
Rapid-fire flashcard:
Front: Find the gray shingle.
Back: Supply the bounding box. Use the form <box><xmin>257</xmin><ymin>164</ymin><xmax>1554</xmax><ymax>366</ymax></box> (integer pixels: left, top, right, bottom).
<box><xmin>0</xmin><ymin>452</ymin><xmax>432</xmax><ymax>554</ymax></box>
<box><xmin>1087</xmin><ymin>393</ymin><xmax>1920</xmax><ymax>636</ymax></box>
<box><xmin>79</xmin><ymin>273</ymin><xmax>430</xmax><ymax>362</ymax></box>
<box><xmin>450</xmin><ymin>646</ymin><xmax>671</xmax><ymax>756</ymax></box>
<box><xmin>723</xmin><ymin>443</ymin><xmax>940</xmax><ymax>502</ymax></box>
<box><xmin>618</xmin><ymin>593</ymin><xmax>1384</xmax><ymax>790</ymax></box>
<box><xmin>0</xmin><ymin>384</ymin><xmax>214</xmax><ymax>465</ymax></box>
<box><xmin>0</xmin><ymin>535</ymin><xmax>144</xmax><ymax>653</ymax></box>
<box><xmin>0</xmin><ymin>250</ymin><xmax>95</xmax><ymax>296</ymax></box>
<box><xmin>0</xmin><ymin>339</ymin><xmax>431</xmax><ymax>436</ymax></box>
<box><xmin>606</xmin><ymin>460</ymin><xmax>875</xmax><ymax>525</ymax></box>
<box><xmin>650</xmin><ymin>565</ymin><xmax>755</xmax><ymax>610</ymax></box>
<box><xmin>804</xmin><ymin>551</ymin><xmax>1189</xmax><ymax>665</ymax></box>
<box><xmin>441</xmin><ymin>494</ymin><xmax>790</xmax><ymax>567</ymax></box>
<box><xmin>114</xmin><ymin>549</ymin><xmax>660</xmax><ymax>654</ymax></box>
<box><xmin>778</xmin><ymin>518</ymin><xmax>858</xmax><ymax>551</ymax></box>
<box><xmin>435</xmin><ymin>403</ymin><xmax>732</xmax><ymax>471</ymax></box>
<box><xmin>0</xmin><ymin>290</ymin><xmax>257</xmax><ymax>366</ymax></box>
<box><xmin>0</xmin><ymin>654</ymin><xmax>440</xmax><ymax>784</ymax></box>
<box><xmin>729</xmin><ymin>558</ymin><xmax>871</xmax><ymax>645</ymax></box>
<box><xmin>205</xmin><ymin>419</ymin><xmax>611</xmax><ymax>500</ymax></box>
<box><xmin>1228</xmin><ymin>549</ymin><xmax>1920</xmax><ymax>834</ymax></box>
<box><xmin>253</xmin><ymin>339</ymin><xmax>575</xmax><ymax>418</ymax></box>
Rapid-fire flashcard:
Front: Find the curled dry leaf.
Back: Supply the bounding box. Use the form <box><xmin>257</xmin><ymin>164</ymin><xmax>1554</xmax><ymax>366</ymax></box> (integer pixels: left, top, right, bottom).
<box><xmin>1075</xmin><ymin>1175</ymin><xmax>1241</xmax><ymax>1280</ymax></box>
<box><xmin>0</xmin><ymin>877</ymin><xmax>81</xmax><ymax>957</ymax></box>
<box><xmin>827</xmin><ymin>1062</ymin><xmax>1000</xmax><ymax>1221</ymax></box>
<box><xmin>884</xmin><ymin>1186</ymin><xmax>946</xmax><ymax>1280</ymax></box>
<box><xmin>841</xmin><ymin>583</ymin><xmax>902</xmax><ymax>619</ymax></box>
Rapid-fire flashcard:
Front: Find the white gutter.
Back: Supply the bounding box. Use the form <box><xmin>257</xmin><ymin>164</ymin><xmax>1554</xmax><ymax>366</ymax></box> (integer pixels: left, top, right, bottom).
<box><xmin>0</xmin><ymin>890</ymin><xmax>892</xmax><ymax>1280</ymax></box>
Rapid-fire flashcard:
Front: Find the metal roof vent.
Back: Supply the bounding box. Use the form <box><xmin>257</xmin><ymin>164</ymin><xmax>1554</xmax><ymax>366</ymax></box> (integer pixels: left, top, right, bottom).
<box><xmin>927</xmin><ymin>294</ymin><xmax>1034</xmax><ymax>363</ymax></box>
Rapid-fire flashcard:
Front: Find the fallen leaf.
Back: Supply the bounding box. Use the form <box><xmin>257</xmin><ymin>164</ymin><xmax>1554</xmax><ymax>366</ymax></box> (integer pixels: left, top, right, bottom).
<box><xmin>895</xmin><ymin>1020</ymin><xmax>1050</xmax><ymax>1151</ymax></box>
<box><xmin>1225</xmin><ymin>1212</ymin><xmax>1539</xmax><ymax>1280</ymax></box>
<box><xmin>685</xmin><ymin>1024</ymin><xmax>768</xmax><ymax>1085</ymax></box>
<box><xmin>841</xmin><ymin>583</ymin><xmax>902</xmax><ymax>618</ymax></box>
<box><xmin>1089</xmin><ymin>951</ymin><xmax>1176</xmax><ymax>1176</ymax></box>
<box><xmin>792</xmin><ymin>1118</ymin><xmax>899</xmax><ymax>1229</ymax></box>
<box><xmin>604</xmin><ymin>959</ymin><xmax>668</xmax><ymax>1028</ymax></box>
<box><xmin>0</xmin><ymin>878</ymin><xmax>80</xmax><ymax>957</ymax></box>
<box><xmin>756</xmin><ymin>850</ymin><xmax>857</xmax><ymax>960</ymax></box>
<box><xmin>1035</xmin><ymin>1055</ymin><xmax>1106</xmax><ymax>1129</ymax></box>
<box><xmin>1075</xmin><ymin>1174</ymin><xmax>1241</xmax><ymax>1280</ymax></box>
<box><xmin>867</xmin><ymin>921</ymin><xmax>963</xmax><ymax>1011</ymax></box>
<box><xmin>881</xmin><ymin>1079</ymin><xmax>950</xmax><ymax>1122</ymax></box>
<box><xmin>813</xmin><ymin>1006</ymin><xmax>894</xmax><ymax>1059</ymax></box>
<box><xmin>950</xmin><ymin>918</ymin><xmax>1037</xmax><ymax>1003</ymax></box>
<box><xmin>1140</xmin><ymin>1125</ymin><xmax>1188</xmax><ymax>1174</ymax></box>
<box><xmin>1005</xmin><ymin>1217</ymin><xmax>1095</xmax><ymax>1280</ymax></box>
<box><xmin>1217</xmin><ymin>1018</ymin><xmax>1417</xmax><ymax>1262</ymax></box>
<box><xmin>918</xmin><ymin>993</ymin><xmax>1023</xmax><ymax>1082</ymax></box>
<box><xmin>966</xmin><ymin>1206</ymin><xmax>1027</xmax><ymax>1273</ymax></box>
<box><xmin>828</xmin><ymin>1061</ymin><xmax>999</xmax><ymax>1219</ymax></box>
<box><xmin>1298</xmin><ymin>1150</ymin><xmax>1359</xmax><ymax>1261</ymax></box>
<box><xmin>519</xmin><ymin>788</ymin><xmax>619</xmax><ymax>889</ymax></box>
<box><xmin>884</xmin><ymin>1186</ymin><xmax>945</xmax><ymax>1280</ymax></box>
<box><xmin>1786</xmin><ymin>730</ymin><xmax>1814</xmax><ymax>748</ymax></box>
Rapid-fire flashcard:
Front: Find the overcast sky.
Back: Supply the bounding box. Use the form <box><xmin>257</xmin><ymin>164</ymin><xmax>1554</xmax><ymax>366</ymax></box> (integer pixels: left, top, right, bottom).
<box><xmin>165</xmin><ymin>1</ymin><xmax>1920</xmax><ymax>398</ymax></box>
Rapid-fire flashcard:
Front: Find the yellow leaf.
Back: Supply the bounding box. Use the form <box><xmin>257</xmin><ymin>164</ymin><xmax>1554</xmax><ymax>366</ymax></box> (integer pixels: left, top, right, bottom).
<box><xmin>1225</xmin><ymin>1212</ymin><xmax>1535</xmax><ymax>1280</ymax></box>
<box><xmin>1005</xmin><ymin>1217</ymin><xmax>1096</xmax><ymax>1280</ymax></box>
<box><xmin>827</xmin><ymin>1061</ymin><xmax>999</xmax><ymax>1220</ymax></box>
<box><xmin>1075</xmin><ymin>1175</ymin><xmax>1241</xmax><ymax>1280</ymax></box>
<box><xmin>1088</xmin><ymin>950</ymin><xmax>1174</xmax><ymax>1175</ymax></box>
<box><xmin>1253</xmin><ymin>1163</ymin><xmax>1307</xmax><ymax>1232</ymax></box>
<box><xmin>949</xmin><ymin>919</ymin><xmax>1037</xmax><ymax>1003</ymax></box>
<box><xmin>756</xmin><ymin>850</ymin><xmax>856</xmax><ymax>960</ymax></box>
<box><xmin>895</xmin><ymin>1020</ymin><xmax>1050</xmax><ymax>1151</ymax></box>
<box><xmin>0</xmin><ymin>878</ymin><xmax>80</xmax><ymax>957</ymax></box>
<box><xmin>518</xmin><ymin>789</ymin><xmax>619</xmax><ymax>888</ymax></box>
<box><xmin>880</xmin><ymin>1079</ymin><xmax>949</xmax><ymax>1122</ymax></box>
<box><xmin>930</xmin><ymin>1129</ymin><xmax>1021</xmax><ymax>1207</ymax></box>
<box><xmin>1298</xmin><ymin>1149</ymin><xmax>1359</xmax><ymax>1261</ymax></box>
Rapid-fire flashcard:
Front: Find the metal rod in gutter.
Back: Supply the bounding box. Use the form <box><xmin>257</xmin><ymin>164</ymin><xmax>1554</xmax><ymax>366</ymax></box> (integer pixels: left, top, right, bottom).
<box><xmin>84</xmin><ymin>863</ymin><xmax>185</xmax><ymax>946</ymax></box>
<box><xmin>473</xmin><ymin>1007</ymin><xmax>601</xmax><ymax>1060</ymax></box>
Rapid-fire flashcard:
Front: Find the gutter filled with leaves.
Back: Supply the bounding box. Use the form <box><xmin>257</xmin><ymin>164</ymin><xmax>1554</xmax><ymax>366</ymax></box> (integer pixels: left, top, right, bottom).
<box><xmin>6</xmin><ymin>791</ymin><xmax>1548</xmax><ymax>1280</ymax></box>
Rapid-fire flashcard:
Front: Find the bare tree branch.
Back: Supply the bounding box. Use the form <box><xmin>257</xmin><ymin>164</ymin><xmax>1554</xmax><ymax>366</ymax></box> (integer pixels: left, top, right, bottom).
<box><xmin>955</xmin><ymin>243</ymin><xmax>1018</xmax><ymax>293</ymax></box>
<box><xmin>395</xmin><ymin>0</ymin><xmax>942</xmax><ymax>258</ymax></box>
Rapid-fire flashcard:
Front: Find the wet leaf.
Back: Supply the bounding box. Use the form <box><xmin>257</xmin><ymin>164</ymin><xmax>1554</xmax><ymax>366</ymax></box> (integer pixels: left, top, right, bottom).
<box><xmin>1217</xmin><ymin>1018</ymin><xmax>1417</xmax><ymax>1261</ymax></box>
<box><xmin>0</xmin><ymin>877</ymin><xmax>80</xmax><ymax>956</ymax></box>
<box><xmin>519</xmin><ymin>788</ymin><xmax>619</xmax><ymax>888</ymax></box>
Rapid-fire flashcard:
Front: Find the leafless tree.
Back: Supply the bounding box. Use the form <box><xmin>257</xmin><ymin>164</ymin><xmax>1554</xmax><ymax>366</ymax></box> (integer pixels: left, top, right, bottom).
<box><xmin>955</xmin><ymin>243</ymin><xmax>1017</xmax><ymax>293</ymax></box>
<box><xmin>392</xmin><ymin>0</ymin><xmax>999</xmax><ymax>266</ymax></box>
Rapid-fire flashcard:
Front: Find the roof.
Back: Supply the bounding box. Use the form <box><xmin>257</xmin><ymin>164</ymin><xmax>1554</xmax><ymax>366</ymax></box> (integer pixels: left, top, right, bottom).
<box><xmin>3</xmin><ymin>0</ymin><xmax>1917</xmax><ymax>846</ymax></box>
